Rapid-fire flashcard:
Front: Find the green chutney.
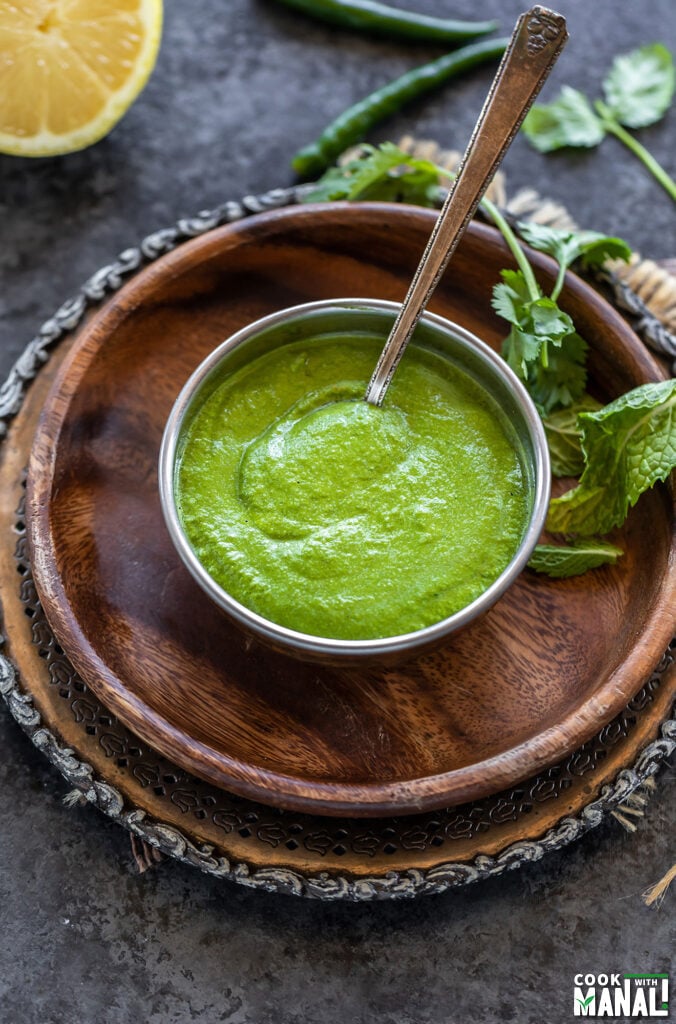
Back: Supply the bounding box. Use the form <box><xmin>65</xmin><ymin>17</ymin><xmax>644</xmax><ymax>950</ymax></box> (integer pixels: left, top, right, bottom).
<box><xmin>175</xmin><ymin>335</ymin><xmax>529</xmax><ymax>640</ymax></box>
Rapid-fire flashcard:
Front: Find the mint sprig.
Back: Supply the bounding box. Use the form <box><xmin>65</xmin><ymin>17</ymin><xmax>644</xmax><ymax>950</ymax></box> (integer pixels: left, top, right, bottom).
<box><xmin>528</xmin><ymin>539</ymin><xmax>623</xmax><ymax>578</ymax></box>
<box><xmin>522</xmin><ymin>44</ymin><xmax>676</xmax><ymax>203</ymax></box>
<box><xmin>548</xmin><ymin>379</ymin><xmax>676</xmax><ymax>536</ymax></box>
<box><xmin>543</xmin><ymin>395</ymin><xmax>602</xmax><ymax>477</ymax></box>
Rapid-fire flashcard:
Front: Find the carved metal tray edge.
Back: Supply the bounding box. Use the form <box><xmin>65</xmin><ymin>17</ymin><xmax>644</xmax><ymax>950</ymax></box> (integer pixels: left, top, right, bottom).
<box><xmin>0</xmin><ymin>186</ymin><xmax>674</xmax><ymax>901</ymax></box>
<box><xmin>1</xmin><ymin>642</ymin><xmax>673</xmax><ymax>900</ymax></box>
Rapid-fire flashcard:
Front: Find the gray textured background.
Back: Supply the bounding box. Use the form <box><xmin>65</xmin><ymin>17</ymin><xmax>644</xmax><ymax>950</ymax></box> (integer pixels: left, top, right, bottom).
<box><xmin>0</xmin><ymin>1</ymin><xmax>674</xmax><ymax>1021</ymax></box>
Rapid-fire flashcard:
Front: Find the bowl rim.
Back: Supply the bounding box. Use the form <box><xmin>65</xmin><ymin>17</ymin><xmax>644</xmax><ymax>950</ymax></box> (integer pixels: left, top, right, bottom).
<box><xmin>159</xmin><ymin>297</ymin><xmax>551</xmax><ymax>659</ymax></box>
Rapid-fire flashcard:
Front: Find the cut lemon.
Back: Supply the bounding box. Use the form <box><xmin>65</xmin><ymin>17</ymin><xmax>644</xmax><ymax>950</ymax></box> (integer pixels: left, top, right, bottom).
<box><xmin>0</xmin><ymin>0</ymin><xmax>163</xmax><ymax>156</ymax></box>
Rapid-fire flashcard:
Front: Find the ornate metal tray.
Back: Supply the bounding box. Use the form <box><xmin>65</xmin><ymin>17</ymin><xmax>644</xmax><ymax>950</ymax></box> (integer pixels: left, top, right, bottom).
<box><xmin>1</xmin><ymin>189</ymin><xmax>674</xmax><ymax>899</ymax></box>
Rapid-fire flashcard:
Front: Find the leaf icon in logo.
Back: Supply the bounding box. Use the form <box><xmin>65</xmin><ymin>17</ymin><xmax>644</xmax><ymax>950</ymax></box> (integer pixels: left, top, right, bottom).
<box><xmin>576</xmin><ymin>995</ymin><xmax>595</xmax><ymax>1008</ymax></box>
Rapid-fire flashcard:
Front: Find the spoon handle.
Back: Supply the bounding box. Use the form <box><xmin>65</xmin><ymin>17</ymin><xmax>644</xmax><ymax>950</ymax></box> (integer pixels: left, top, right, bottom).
<box><xmin>365</xmin><ymin>6</ymin><xmax>568</xmax><ymax>406</ymax></box>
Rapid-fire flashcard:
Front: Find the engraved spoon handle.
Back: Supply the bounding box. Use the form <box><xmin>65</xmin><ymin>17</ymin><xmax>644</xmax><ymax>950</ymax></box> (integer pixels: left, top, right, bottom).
<box><xmin>365</xmin><ymin>6</ymin><xmax>568</xmax><ymax>406</ymax></box>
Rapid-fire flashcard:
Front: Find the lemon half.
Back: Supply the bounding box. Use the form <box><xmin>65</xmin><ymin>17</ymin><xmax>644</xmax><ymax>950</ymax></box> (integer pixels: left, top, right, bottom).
<box><xmin>0</xmin><ymin>0</ymin><xmax>163</xmax><ymax>156</ymax></box>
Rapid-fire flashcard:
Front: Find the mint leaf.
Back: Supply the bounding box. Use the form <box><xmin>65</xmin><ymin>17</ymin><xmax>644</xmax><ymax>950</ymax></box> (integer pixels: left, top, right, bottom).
<box><xmin>517</xmin><ymin>222</ymin><xmax>631</xmax><ymax>272</ymax></box>
<box><xmin>528</xmin><ymin>539</ymin><xmax>623</xmax><ymax>578</ymax></box>
<box><xmin>544</xmin><ymin>395</ymin><xmax>602</xmax><ymax>476</ymax></box>
<box><xmin>522</xmin><ymin>86</ymin><xmax>606</xmax><ymax>151</ymax></box>
<box><xmin>603</xmin><ymin>43</ymin><xmax>675</xmax><ymax>129</ymax></box>
<box><xmin>548</xmin><ymin>379</ymin><xmax>676</xmax><ymax>535</ymax></box>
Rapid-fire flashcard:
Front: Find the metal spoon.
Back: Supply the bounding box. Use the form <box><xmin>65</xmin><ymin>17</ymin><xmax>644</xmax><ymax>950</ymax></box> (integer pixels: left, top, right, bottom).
<box><xmin>365</xmin><ymin>5</ymin><xmax>568</xmax><ymax>406</ymax></box>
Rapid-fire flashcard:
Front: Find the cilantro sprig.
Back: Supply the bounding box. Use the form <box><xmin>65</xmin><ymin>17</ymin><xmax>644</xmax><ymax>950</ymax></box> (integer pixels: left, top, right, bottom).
<box><xmin>523</xmin><ymin>44</ymin><xmax>676</xmax><ymax>203</ymax></box>
<box><xmin>492</xmin><ymin>219</ymin><xmax>630</xmax><ymax>416</ymax></box>
<box><xmin>301</xmin><ymin>142</ymin><xmax>676</xmax><ymax>579</ymax></box>
<box><xmin>305</xmin><ymin>141</ymin><xmax>446</xmax><ymax>206</ymax></box>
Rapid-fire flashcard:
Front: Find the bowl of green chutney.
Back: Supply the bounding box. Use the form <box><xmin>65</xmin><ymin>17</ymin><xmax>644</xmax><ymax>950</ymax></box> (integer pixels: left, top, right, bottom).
<box><xmin>159</xmin><ymin>298</ymin><xmax>550</xmax><ymax>664</ymax></box>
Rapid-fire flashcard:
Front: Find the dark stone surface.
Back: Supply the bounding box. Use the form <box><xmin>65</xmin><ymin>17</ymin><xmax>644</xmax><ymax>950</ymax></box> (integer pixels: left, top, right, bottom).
<box><xmin>0</xmin><ymin>1</ymin><xmax>674</xmax><ymax>1021</ymax></box>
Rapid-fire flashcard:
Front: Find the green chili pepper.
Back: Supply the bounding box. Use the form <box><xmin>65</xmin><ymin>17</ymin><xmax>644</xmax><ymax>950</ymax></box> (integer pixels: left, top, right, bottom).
<box><xmin>292</xmin><ymin>37</ymin><xmax>508</xmax><ymax>178</ymax></box>
<box><xmin>273</xmin><ymin>0</ymin><xmax>498</xmax><ymax>43</ymax></box>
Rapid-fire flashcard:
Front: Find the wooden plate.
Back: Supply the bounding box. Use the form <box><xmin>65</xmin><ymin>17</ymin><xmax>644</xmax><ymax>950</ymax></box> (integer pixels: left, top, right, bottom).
<box><xmin>25</xmin><ymin>203</ymin><xmax>676</xmax><ymax>817</ymax></box>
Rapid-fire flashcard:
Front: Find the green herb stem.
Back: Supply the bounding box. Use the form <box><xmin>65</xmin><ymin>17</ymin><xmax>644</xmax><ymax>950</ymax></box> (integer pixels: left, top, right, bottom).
<box><xmin>595</xmin><ymin>100</ymin><xmax>676</xmax><ymax>203</ymax></box>
<box><xmin>480</xmin><ymin>196</ymin><xmax>541</xmax><ymax>301</ymax></box>
<box><xmin>550</xmin><ymin>261</ymin><xmax>567</xmax><ymax>303</ymax></box>
<box><xmin>430</xmin><ymin>170</ymin><xmax>541</xmax><ymax>300</ymax></box>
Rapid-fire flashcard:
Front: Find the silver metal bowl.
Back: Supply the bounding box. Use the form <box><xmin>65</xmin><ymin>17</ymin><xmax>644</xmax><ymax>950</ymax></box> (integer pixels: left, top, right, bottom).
<box><xmin>159</xmin><ymin>299</ymin><xmax>550</xmax><ymax>664</ymax></box>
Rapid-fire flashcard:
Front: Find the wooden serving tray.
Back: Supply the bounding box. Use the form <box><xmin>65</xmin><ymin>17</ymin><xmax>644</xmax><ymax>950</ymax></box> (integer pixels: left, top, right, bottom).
<box><xmin>23</xmin><ymin>203</ymin><xmax>676</xmax><ymax>817</ymax></box>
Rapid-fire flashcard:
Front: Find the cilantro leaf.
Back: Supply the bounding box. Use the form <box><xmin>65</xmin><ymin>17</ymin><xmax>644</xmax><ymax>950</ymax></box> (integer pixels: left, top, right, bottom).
<box><xmin>491</xmin><ymin>269</ymin><xmax>533</xmax><ymax>326</ymax></box>
<box><xmin>495</xmin><ymin>273</ymin><xmax>586</xmax><ymax>414</ymax></box>
<box><xmin>517</xmin><ymin>222</ymin><xmax>631</xmax><ymax>272</ymax></box>
<box><xmin>304</xmin><ymin>143</ymin><xmax>443</xmax><ymax>206</ymax></box>
<box><xmin>501</xmin><ymin>323</ymin><xmax>543</xmax><ymax>383</ymax></box>
<box><xmin>528</xmin><ymin>539</ymin><xmax>623</xmax><ymax>578</ymax></box>
<box><xmin>493</xmin><ymin>272</ymin><xmax>575</xmax><ymax>350</ymax></box>
<box><xmin>529</xmin><ymin>299</ymin><xmax>575</xmax><ymax>343</ymax></box>
<box><xmin>521</xmin><ymin>86</ymin><xmax>606</xmax><ymax>151</ymax></box>
<box><xmin>544</xmin><ymin>395</ymin><xmax>602</xmax><ymax>477</ymax></box>
<box><xmin>305</xmin><ymin>163</ymin><xmax>359</xmax><ymax>202</ymax></box>
<box><xmin>517</xmin><ymin>222</ymin><xmax>582</xmax><ymax>268</ymax></box>
<box><xmin>603</xmin><ymin>43</ymin><xmax>675</xmax><ymax>129</ymax></box>
<box><xmin>519</xmin><ymin>46</ymin><xmax>676</xmax><ymax>202</ymax></box>
<box><xmin>527</xmin><ymin>331</ymin><xmax>588</xmax><ymax>416</ymax></box>
<box><xmin>548</xmin><ymin>379</ymin><xmax>676</xmax><ymax>535</ymax></box>
<box><xmin>575</xmin><ymin>231</ymin><xmax>632</xmax><ymax>270</ymax></box>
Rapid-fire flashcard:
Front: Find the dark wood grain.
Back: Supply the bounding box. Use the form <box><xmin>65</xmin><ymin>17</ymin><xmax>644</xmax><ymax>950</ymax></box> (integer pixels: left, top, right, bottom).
<box><xmin>3</xmin><ymin>360</ymin><xmax>675</xmax><ymax>877</ymax></box>
<box><xmin>25</xmin><ymin>203</ymin><xmax>676</xmax><ymax>816</ymax></box>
